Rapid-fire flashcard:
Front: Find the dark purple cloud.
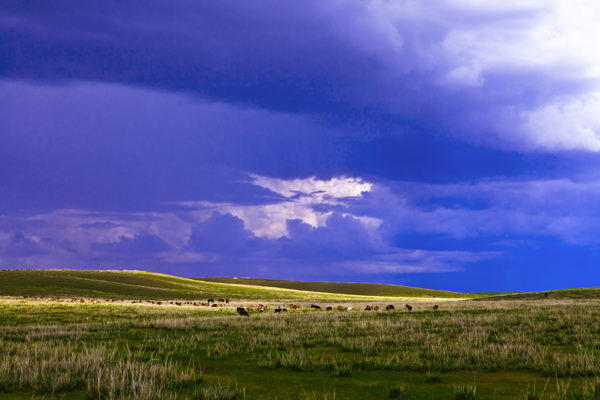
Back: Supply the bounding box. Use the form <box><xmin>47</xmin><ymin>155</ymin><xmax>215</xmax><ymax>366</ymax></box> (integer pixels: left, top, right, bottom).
<box><xmin>2</xmin><ymin>1</ymin><xmax>600</xmax><ymax>291</ymax></box>
<box><xmin>2</xmin><ymin>1</ymin><xmax>599</xmax><ymax>150</ymax></box>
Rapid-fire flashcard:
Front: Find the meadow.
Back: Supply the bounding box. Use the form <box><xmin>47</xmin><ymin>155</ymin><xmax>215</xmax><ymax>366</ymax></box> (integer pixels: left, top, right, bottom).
<box><xmin>2</xmin><ymin>294</ymin><xmax>600</xmax><ymax>399</ymax></box>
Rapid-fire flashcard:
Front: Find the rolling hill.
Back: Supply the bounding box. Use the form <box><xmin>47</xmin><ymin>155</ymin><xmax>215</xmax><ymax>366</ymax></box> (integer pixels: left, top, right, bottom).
<box><xmin>195</xmin><ymin>277</ymin><xmax>480</xmax><ymax>299</ymax></box>
<box><xmin>0</xmin><ymin>269</ymin><xmax>478</xmax><ymax>301</ymax></box>
<box><xmin>476</xmin><ymin>287</ymin><xmax>600</xmax><ymax>301</ymax></box>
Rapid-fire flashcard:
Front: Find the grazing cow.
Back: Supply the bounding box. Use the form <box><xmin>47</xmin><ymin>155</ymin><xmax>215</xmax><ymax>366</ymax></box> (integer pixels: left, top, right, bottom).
<box><xmin>373</xmin><ymin>305</ymin><xmax>380</xmax><ymax>311</ymax></box>
<box><xmin>314</xmin><ymin>305</ymin><xmax>321</xmax><ymax>310</ymax></box>
<box><xmin>326</xmin><ymin>306</ymin><xmax>333</xmax><ymax>311</ymax></box>
<box><xmin>282</xmin><ymin>308</ymin><xmax>288</xmax><ymax>312</ymax></box>
<box><xmin>207</xmin><ymin>299</ymin><xmax>214</xmax><ymax>304</ymax></box>
<box><xmin>337</xmin><ymin>305</ymin><xmax>345</xmax><ymax>311</ymax></box>
<box><xmin>247</xmin><ymin>306</ymin><xmax>254</xmax><ymax>312</ymax></box>
<box><xmin>157</xmin><ymin>301</ymin><xmax>163</xmax><ymax>305</ymax></box>
<box><xmin>238</xmin><ymin>310</ymin><xmax>249</xmax><ymax>317</ymax></box>
<box><xmin>364</xmin><ymin>306</ymin><xmax>372</xmax><ymax>311</ymax></box>
<box><xmin>211</xmin><ymin>304</ymin><xmax>217</xmax><ymax>307</ymax></box>
<box><xmin>226</xmin><ymin>299</ymin><xmax>229</xmax><ymax>304</ymax></box>
<box><xmin>275</xmin><ymin>308</ymin><xmax>282</xmax><ymax>313</ymax></box>
<box><xmin>237</xmin><ymin>307</ymin><xmax>245</xmax><ymax>312</ymax></box>
<box><xmin>386</xmin><ymin>305</ymin><xmax>395</xmax><ymax>311</ymax></box>
<box><xmin>405</xmin><ymin>304</ymin><xmax>412</xmax><ymax>312</ymax></box>
<box><xmin>176</xmin><ymin>302</ymin><xmax>182</xmax><ymax>306</ymax></box>
<box><xmin>433</xmin><ymin>305</ymin><xmax>439</xmax><ymax>310</ymax></box>
<box><xmin>218</xmin><ymin>298</ymin><xmax>225</xmax><ymax>303</ymax></box>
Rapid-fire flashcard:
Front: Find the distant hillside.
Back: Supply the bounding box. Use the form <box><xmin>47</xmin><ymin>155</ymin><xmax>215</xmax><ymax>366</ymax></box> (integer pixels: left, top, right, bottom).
<box><xmin>195</xmin><ymin>277</ymin><xmax>480</xmax><ymax>299</ymax></box>
<box><xmin>0</xmin><ymin>269</ymin><xmax>476</xmax><ymax>301</ymax></box>
<box><xmin>476</xmin><ymin>287</ymin><xmax>600</xmax><ymax>301</ymax></box>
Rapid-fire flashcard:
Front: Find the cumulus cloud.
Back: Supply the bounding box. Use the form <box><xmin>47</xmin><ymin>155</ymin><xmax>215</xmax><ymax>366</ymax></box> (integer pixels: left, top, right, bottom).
<box><xmin>7</xmin><ymin>173</ymin><xmax>600</xmax><ymax>276</ymax></box>
<box><xmin>0</xmin><ymin>175</ymin><xmax>499</xmax><ymax>276</ymax></box>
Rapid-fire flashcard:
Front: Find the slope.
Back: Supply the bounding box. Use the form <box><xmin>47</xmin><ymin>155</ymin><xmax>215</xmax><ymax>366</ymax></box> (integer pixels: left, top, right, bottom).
<box><xmin>195</xmin><ymin>277</ymin><xmax>480</xmax><ymax>299</ymax></box>
<box><xmin>0</xmin><ymin>269</ymin><xmax>477</xmax><ymax>301</ymax></box>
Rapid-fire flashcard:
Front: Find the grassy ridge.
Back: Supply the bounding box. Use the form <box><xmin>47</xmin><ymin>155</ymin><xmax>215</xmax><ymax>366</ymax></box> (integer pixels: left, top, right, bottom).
<box><xmin>195</xmin><ymin>277</ymin><xmax>479</xmax><ymax>299</ymax></box>
<box><xmin>0</xmin><ymin>269</ymin><xmax>473</xmax><ymax>301</ymax></box>
<box><xmin>477</xmin><ymin>287</ymin><xmax>600</xmax><ymax>301</ymax></box>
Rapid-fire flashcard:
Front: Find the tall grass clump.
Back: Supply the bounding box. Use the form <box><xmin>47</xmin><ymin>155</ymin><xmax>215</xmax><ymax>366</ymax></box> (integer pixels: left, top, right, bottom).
<box><xmin>195</xmin><ymin>383</ymin><xmax>246</xmax><ymax>400</ymax></box>
<box><xmin>425</xmin><ymin>371</ymin><xmax>443</xmax><ymax>384</ymax></box>
<box><xmin>388</xmin><ymin>382</ymin><xmax>405</xmax><ymax>399</ymax></box>
<box><xmin>454</xmin><ymin>384</ymin><xmax>476</xmax><ymax>400</ymax></box>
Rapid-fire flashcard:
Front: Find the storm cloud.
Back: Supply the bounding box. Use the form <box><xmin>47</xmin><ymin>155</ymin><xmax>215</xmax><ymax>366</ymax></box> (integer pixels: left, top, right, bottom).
<box><xmin>2</xmin><ymin>1</ymin><xmax>600</xmax><ymax>291</ymax></box>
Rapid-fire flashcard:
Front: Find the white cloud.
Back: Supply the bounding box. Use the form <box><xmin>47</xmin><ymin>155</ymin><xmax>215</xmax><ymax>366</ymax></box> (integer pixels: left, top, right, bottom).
<box><xmin>188</xmin><ymin>175</ymin><xmax>378</xmax><ymax>239</ymax></box>
<box><xmin>522</xmin><ymin>95</ymin><xmax>600</xmax><ymax>151</ymax></box>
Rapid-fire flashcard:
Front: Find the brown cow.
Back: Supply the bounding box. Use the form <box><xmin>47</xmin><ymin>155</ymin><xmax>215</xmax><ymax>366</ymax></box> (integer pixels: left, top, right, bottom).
<box><xmin>326</xmin><ymin>306</ymin><xmax>333</xmax><ymax>311</ymax></box>
<box><xmin>364</xmin><ymin>305</ymin><xmax>372</xmax><ymax>311</ymax></box>
<box><xmin>373</xmin><ymin>305</ymin><xmax>380</xmax><ymax>311</ymax></box>
<box><xmin>386</xmin><ymin>305</ymin><xmax>395</xmax><ymax>311</ymax></box>
<box><xmin>247</xmin><ymin>306</ymin><xmax>254</xmax><ymax>312</ymax></box>
<box><xmin>337</xmin><ymin>305</ymin><xmax>345</xmax><ymax>311</ymax></box>
<box><xmin>218</xmin><ymin>298</ymin><xmax>225</xmax><ymax>303</ymax></box>
<box><xmin>433</xmin><ymin>305</ymin><xmax>439</xmax><ymax>310</ymax></box>
<box><xmin>282</xmin><ymin>308</ymin><xmax>288</xmax><ymax>312</ymax></box>
<box><xmin>405</xmin><ymin>304</ymin><xmax>412</xmax><ymax>312</ymax></box>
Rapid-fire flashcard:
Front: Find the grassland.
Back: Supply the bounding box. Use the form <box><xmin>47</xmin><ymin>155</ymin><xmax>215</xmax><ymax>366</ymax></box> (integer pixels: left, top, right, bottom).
<box><xmin>475</xmin><ymin>288</ymin><xmax>600</xmax><ymax>301</ymax></box>
<box><xmin>196</xmin><ymin>277</ymin><xmax>479</xmax><ymax>299</ymax></box>
<box><xmin>2</xmin><ymin>297</ymin><xmax>600</xmax><ymax>399</ymax></box>
<box><xmin>3</xmin><ymin>269</ymin><xmax>600</xmax><ymax>399</ymax></box>
<box><xmin>195</xmin><ymin>277</ymin><xmax>480</xmax><ymax>299</ymax></box>
<box><xmin>0</xmin><ymin>269</ymin><xmax>478</xmax><ymax>301</ymax></box>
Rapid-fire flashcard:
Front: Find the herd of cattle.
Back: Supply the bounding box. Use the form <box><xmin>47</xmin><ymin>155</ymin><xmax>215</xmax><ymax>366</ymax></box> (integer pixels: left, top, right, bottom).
<box><xmin>16</xmin><ymin>296</ymin><xmax>441</xmax><ymax>316</ymax></box>
<box><xmin>234</xmin><ymin>302</ymin><xmax>440</xmax><ymax>316</ymax></box>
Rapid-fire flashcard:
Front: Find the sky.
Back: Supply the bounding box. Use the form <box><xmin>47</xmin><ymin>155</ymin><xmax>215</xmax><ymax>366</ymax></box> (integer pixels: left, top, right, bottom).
<box><xmin>2</xmin><ymin>1</ymin><xmax>600</xmax><ymax>292</ymax></box>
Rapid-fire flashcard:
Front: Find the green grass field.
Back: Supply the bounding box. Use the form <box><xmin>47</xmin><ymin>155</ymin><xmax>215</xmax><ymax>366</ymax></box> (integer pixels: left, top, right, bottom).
<box><xmin>0</xmin><ymin>269</ymin><xmax>478</xmax><ymax>301</ymax></box>
<box><xmin>2</xmin><ymin>269</ymin><xmax>600</xmax><ymax>399</ymax></box>
<box><xmin>475</xmin><ymin>287</ymin><xmax>600</xmax><ymax>301</ymax></box>
<box><xmin>196</xmin><ymin>277</ymin><xmax>480</xmax><ymax>299</ymax></box>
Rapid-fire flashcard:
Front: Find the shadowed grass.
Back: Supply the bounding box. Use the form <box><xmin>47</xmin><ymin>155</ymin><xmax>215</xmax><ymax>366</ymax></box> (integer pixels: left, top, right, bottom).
<box><xmin>478</xmin><ymin>288</ymin><xmax>600</xmax><ymax>301</ymax></box>
<box><xmin>0</xmin><ymin>269</ymin><xmax>478</xmax><ymax>301</ymax></box>
<box><xmin>196</xmin><ymin>277</ymin><xmax>478</xmax><ymax>299</ymax></box>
